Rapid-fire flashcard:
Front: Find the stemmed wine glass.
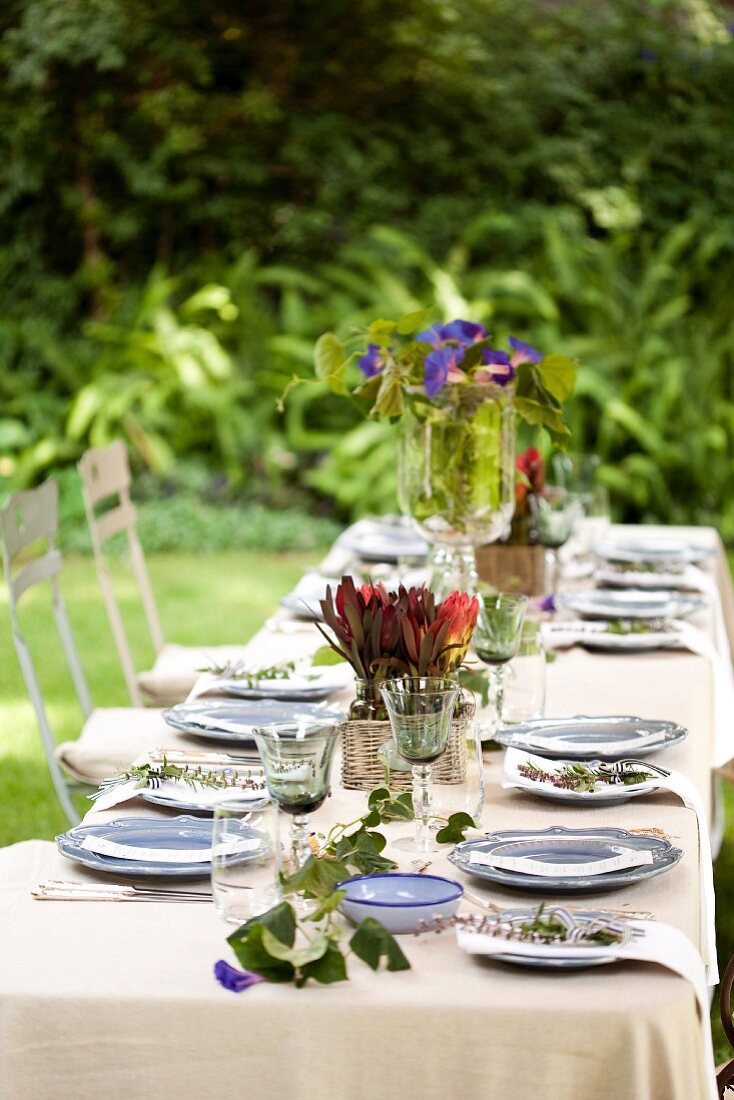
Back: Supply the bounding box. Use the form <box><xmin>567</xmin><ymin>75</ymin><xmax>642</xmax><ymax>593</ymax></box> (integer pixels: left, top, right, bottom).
<box><xmin>473</xmin><ymin>593</ymin><xmax>528</xmax><ymax>733</ymax></box>
<box><xmin>529</xmin><ymin>488</ymin><xmax>582</xmax><ymax>597</ymax></box>
<box><xmin>251</xmin><ymin>719</ymin><xmax>341</xmax><ymax>871</ymax></box>
<box><xmin>379</xmin><ymin>676</ymin><xmax>461</xmax><ymax>853</ymax></box>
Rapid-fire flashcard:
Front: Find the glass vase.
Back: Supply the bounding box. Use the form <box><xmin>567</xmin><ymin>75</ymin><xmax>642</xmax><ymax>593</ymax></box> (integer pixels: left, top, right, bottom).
<box><xmin>397</xmin><ymin>382</ymin><xmax>516</xmax><ymax>597</ymax></box>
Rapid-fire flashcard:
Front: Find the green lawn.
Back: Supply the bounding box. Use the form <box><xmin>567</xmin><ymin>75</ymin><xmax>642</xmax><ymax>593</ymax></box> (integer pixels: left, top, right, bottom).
<box><xmin>0</xmin><ymin>550</ymin><xmax>317</xmax><ymax>846</ymax></box>
<box><xmin>1</xmin><ymin>548</ymin><xmax>733</xmax><ymax>1063</ymax></box>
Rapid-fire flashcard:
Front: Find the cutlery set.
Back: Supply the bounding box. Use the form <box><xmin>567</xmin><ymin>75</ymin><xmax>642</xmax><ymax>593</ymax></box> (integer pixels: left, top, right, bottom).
<box><xmin>32</xmin><ymin>880</ymin><xmax>212</xmax><ymax>903</ymax></box>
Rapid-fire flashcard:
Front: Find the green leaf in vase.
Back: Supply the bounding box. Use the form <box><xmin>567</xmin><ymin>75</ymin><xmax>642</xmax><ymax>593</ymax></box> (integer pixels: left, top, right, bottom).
<box><xmin>534</xmin><ymin>353</ymin><xmax>577</xmax><ymax>402</ymax></box>
<box><xmin>314</xmin><ymin>332</ymin><xmax>349</xmax><ymax>394</ymax></box>
<box><xmin>373</xmin><ymin>362</ymin><xmax>405</xmax><ymax>417</ymax></box>
<box><xmin>368</xmin><ymin>318</ymin><xmax>397</xmax><ymax>346</ymax></box>
<box><xmin>350</xmin><ymin>917</ymin><xmax>411</xmax><ymax>972</ymax></box>
<box><xmin>395</xmin><ymin>307</ymin><xmax>433</xmax><ymax>335</ymax></box>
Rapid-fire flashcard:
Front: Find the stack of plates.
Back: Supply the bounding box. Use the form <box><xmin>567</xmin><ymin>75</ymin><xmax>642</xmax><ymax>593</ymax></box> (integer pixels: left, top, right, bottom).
<box><xmin>593</xmin><ymin>537</ymin><xmax>714</xmax><ymax>567</ymax></box>
<box><xmin>560</xmin><ymin>589</ymin><xmax>704</xmax><ymax>622</ymax></box>
<box><xmin>56</xmin><ymin>816</ymin><xmax>265</xmax><ymax>879</ymax></box>
<box><xmin>163</xmin><ymin>699</ymin><xmax>344</xmax><ymax>744</ymax></box>
<box><xmin>449</xmin><ymin>826</ymin><xmax>681</xmax><ymax>894</ymax></box>
<box><xmin>494</xmin><ymin>715</ymin><xmax>687</xmax><ymax>760</ymax></box>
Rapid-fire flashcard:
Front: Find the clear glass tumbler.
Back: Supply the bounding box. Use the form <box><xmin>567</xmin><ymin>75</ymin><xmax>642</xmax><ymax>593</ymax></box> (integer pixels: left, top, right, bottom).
<box><xmin>501</xmin><ymin>621</ymin><xmax>547</xmax><ymax>725</ymax></box>
<box><xmin>430</xmin><ymin>721</ymin><xmax>485</xmax><ymax>830</ymax></box>
<box><xmin>211</xmin><ymin>798</ymin><xmax>281</xmax><ymax>924</ymax></box>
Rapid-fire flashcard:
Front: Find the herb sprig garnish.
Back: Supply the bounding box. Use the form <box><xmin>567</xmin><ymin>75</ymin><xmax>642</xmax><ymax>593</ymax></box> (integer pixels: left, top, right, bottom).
<box><xmin>225</xmin><ymin>786</ymin><xmax>475</xmax><ymax>989</ymax></box>
<box><xmin>200</xmin><ymin>659</ymin><xmax>317</xmax><ymax>687</ymax></box>
<box><xmin>92</xmin><ymin>761</ymin><xmax>266</xmax><ymax>798</ymax></box>
<box><xmin>418</xmin><ymin>904</ymin><xmax>633</xmax><ymax>948</ymax></box>
<box><xmin>605</xmin><ymin>618</ymin><xmax>674</xmax><ymax>635</ymax></box>
<box><xmin>518</xmin><ymin>760</ymin><xmax>655</xmax><ymax>793</ymax></box>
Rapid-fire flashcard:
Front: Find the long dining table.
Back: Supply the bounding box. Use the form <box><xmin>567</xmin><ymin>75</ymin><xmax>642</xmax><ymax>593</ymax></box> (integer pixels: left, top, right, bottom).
<box><xmin>1</xmin><ymin>524</ymin><xmax>733</xmax><ymax>1100</ymax></box>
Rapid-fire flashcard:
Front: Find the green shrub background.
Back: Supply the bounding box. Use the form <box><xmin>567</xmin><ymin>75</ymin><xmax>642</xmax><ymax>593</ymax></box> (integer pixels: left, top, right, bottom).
<box><xmin>2</xmin><ymin>0</ymin><xmax>734</xmax><ymax>538</ymax></box>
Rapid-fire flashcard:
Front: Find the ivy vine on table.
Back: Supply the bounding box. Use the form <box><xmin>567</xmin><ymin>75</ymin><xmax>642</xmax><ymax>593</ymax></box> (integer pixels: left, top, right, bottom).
<box><xmin>217</xmin><ymin>787</ymin><xmax>475</xmax><ymax>990</ymax></box>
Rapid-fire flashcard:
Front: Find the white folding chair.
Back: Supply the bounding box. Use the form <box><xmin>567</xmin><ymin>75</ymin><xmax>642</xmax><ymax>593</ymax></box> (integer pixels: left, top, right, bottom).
<box><xmin>78</xmin><ymin>441</ymin><xmax>251</xmax><ymax>706</ymax></box>
<box><xmin>0</xmin><ymin>479</ymin><xmax>163</xmax><ymax>825</ymax></box>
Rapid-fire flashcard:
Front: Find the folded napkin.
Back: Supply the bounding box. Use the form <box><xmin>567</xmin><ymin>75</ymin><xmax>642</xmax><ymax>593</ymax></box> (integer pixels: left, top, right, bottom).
<box><xmin>457</xmin><ymin>917</ymin><xmax>717</xmax><ymax>1100</ymax></box>
<box><xmin>501</xmin><ymin>747</ymin><xmax>717</xmax><ymax>984</ymax></box>
<box><xmin>79</xmin><ymin>834</ymin><xmax>259</xmax><ymax>863</ymax></box>
<box><xmin>541</xmin><ymin>619</ymin><xmax>676</xmax><ymax>651</ymax></box>
<box><xmin>90</xmin><ymin>775</ymin><xmax>267</xmax><ymax>813</ymax></box>
<box><xmin>467</xmin><ymin>844</ymin><xmax>653</xmax><ymax>877</ymax></box>
<box><xmin>187</xmin><ymin>663</ymin><xmax>352</xmax><ymax>704</ymax></box>
<box><xmin>596</xmin><ymin>562</ymin><xmax>717</xmax><ymax>595</ymax></box>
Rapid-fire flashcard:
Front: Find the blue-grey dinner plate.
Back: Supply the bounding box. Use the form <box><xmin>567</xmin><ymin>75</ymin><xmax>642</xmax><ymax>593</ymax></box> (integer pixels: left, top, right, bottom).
<box><xmin>163</xmin><ymin>699</ymin><xmax>343</xmax><ymax>744</ymax></box>
<box><xmin>494</xmin><ymin>715</ymin><xmax>687</xmax><ymax>761</ymax></box>
<box><xmin>449</xmin><ymin>826</ymin><xmax>682</xmax><ymax>894</ymax></box>
<box><xmin>55</xmin><ymin>815</ymin><xmax>265</xmax><ymax>879</ymax></box>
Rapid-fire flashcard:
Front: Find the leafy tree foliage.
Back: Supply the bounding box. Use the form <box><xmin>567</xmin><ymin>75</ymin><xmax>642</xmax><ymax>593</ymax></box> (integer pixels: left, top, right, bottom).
<box><xmin>1</xmin><ymin>0</ymin><xmax>733</xmax><ymax>535</ymax></box>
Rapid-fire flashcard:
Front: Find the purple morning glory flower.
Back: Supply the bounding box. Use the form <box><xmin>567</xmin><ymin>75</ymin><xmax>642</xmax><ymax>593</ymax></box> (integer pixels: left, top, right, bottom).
<box><xmin>214</xmin><ymin>959</ymin><xmax>265</xmax><ymax>993</ymax></box>
<box><xmin>539</xmin><ymin>594</ymin><xmax>556</xmax><ymax>614</ymax></box>
<box><xmin>441</xmin><ymin>319</ymin><xmax>488</xmax><ymax>345</ymax></box>
<box><xmin>417</xmin><ymin>320</ymin><xmax>488</xmax><ymax>348</ymax></box>
<box><xmin>474</xmin><ymin>348</ymin><xmax>516</xmax><ymax>386</ymax></box>
<box><xmin>424</xmin><ymin>346</ymin><xmax>465</xmax><ymax>396</ymax></box>
<box><xmin>358</xmin><ymin>344</ymin><xmax>386</xmax><ymax>378</ymax></box>
<box><xmin>508</xmin><ymin>336</ymin><xmax>542</xmax><ymax>366</ymax></box>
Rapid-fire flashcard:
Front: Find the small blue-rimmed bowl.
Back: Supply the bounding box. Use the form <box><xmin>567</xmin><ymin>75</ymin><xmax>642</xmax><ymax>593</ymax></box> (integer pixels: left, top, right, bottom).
<box><xmin>336</xmin><ymin>873</ymin><xmax>464</xmax><ymax>934</ymax></box>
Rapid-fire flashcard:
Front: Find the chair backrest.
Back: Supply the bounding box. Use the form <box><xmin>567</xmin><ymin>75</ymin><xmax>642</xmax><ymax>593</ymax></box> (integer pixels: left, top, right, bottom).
<box><xmin>78</xmin><ymin>440</ymin><xmax>165</xmax><ymax>706</ymax></box>
<box><xmin>0</xmin><ymin>479</ymin><xmax>92</xmax><ymax>824</ymax></box>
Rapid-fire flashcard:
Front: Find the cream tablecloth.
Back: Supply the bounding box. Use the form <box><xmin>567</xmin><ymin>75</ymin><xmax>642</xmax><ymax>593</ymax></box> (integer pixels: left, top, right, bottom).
<box><xmin>1</xmin><ymin>525</ymin><xmax>732</xmax><ymax>1100</ymax></box>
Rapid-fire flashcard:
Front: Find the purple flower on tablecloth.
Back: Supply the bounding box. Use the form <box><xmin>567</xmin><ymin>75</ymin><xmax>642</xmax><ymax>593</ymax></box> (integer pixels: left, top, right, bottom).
<box><xmin>538</xmin><ymin>594</ymin><xmax>556</xmax><ymax>614</ymax></box>
<box><xmin>423</xmin><ymin>346</ymin><xmax>466</xmax><ymax>396</ymax></box>
<box><xmin>214</xmin><ymin>959</ymin><xmax>265</xmax><ymax>992</ymax></box>
<box><xmin>508</xmin><ymin>336</ymin><xmax>543</xmax><ymax>367</ymax></box>
<box><xmin>358</xmin><ymin>344</ymin><xmax>388</xmax><ymax>378</ymax></box>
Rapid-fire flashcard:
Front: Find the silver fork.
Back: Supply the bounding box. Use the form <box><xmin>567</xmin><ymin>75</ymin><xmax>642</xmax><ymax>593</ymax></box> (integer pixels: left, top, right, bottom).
<box><xmin>33</xmin><ymin>880</ymin><xmax>212</xmax><ymax>902</ymax></box>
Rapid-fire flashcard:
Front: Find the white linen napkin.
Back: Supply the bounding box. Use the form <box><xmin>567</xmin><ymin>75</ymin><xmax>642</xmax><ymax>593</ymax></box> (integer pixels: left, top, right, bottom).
<box><xmin>467</xmin><ymin>845</ymin><xmax>653</xmax><ymax>877</ymax></box>
<box><xmin>540</xmin><ymin>619</ymin><xmax>674</xmax><ymax>650</ymax></box>
<box><xmin>186</xmin><ymin>663</ymin><xmax>352</xmax><ymax>703</ymax></box>
<box><xmin>90</xmin><ymin>776</ymin><xmax>267</xmax><ymax>813</ymax></box>
<box><xmin>672</xmin><ymin>622</ymin><xmax>734</xmax><ymax>767</ymax></box>
<box><xmin>456</xmin><ymin>919</ymin><xmax>717</xmax><ymax>1100</ymax></box>
<box><xmin>501</xmin><ymin>748</ymin><xmax>718</xmax><ymax>984</ymax></box>
<box><xmin>79</xmin><ymin>834</ymin><xmax>259</xmax><ymax>863</ymax></box>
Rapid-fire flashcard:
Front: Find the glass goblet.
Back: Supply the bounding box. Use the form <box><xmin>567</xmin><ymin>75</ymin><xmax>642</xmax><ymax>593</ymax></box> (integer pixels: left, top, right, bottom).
<box><xmin>529</xmin><ymin>488</ymin><xmax>583</xmax><ymax>596</ymax></box>
<box><xmin>379</xmin><ymin>676</ymin><xmax>461</xmax><ymax>854</ymax></box>
<box><xmin>552</xmin><ymin>451</ymin><xmax>601</xmax><ymax>501</ymax></box>
<box><xmin>251</xmin><ymin>719</ymin><xmax>340</xmax><ymax>872</ymax></box>
<box><xmin>473</xmin><ymin>593</ymin><xmax>529</xmax><ymax>734</ymax></box>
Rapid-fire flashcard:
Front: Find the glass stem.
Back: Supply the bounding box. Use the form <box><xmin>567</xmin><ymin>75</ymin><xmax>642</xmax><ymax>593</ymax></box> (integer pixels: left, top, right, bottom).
<box><xmin>546</xmin><ymin>548</ymin><xmax>560</xmax><ymax>596</ymax></box>
<box><xmin>494</xmin><ymin>665</ymin><xmax>506</xmax><ymax>726</ymax></box>
<box><xmin>432</xmin><ymin>545</ymin><xmax>479</xmax><ymax>599</ymax></box>
<box><xmin>413</xmin><ymin>764</ymin><xmax>434</xmax><ymax>852</ymax></box>
<box><xmin>290</xmin><ymin>814</ymin><xmax>312</xmax><ymax>870</ymax></box>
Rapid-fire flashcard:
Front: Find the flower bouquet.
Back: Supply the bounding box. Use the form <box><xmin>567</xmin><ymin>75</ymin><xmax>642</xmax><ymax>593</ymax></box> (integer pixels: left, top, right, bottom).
<box><xmin>287</xmin><ymin>309</ymin><xmax>575</xmax><ymax>594</ymax></box>
<box><xmin>318</xmin><ymin>577</ymin><xmax>479</xmax><ymax>790</ymax></box>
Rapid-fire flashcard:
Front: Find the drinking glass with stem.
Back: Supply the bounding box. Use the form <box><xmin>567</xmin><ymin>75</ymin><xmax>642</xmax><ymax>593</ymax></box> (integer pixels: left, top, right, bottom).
<box><xmin>250</xmin><ymin>719</ymin><xmax>341</xmax><ymax>872</ymax></box>
<box><xmin>529</xmin><ymin>488</ymin><xmax>583</xmax><ymax>597</ymax></box>
<box><xmin>473</xmin><ymin>593</ymin><xmax>529</xmax><ymax>735</ymax></box>
<box><xmin>379</xmin><ymin>676</ymin><xmax>461</xmax><ymax>853</ymax></box>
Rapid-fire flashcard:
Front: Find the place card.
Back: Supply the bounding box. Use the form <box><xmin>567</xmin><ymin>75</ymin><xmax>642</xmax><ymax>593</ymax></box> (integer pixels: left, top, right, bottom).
<box><xmin>80</xmin><ymin>835</ymin><xmax>260</xmax><ymax>863</ymax></box>
<box><xmin>468</xmin><ymin>844</ymin><xmax>653</xmax><ymax>877</ymax></box>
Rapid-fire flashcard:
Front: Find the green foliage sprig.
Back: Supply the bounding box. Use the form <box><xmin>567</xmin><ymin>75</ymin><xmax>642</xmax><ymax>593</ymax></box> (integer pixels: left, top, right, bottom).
<box><xmin>226</xmin><ymin>785</ymin><xmax>475</xmax><ymax>988</ymax></box>
<box><xmin>518</xmin><ymin>760</ymin><xmax>656</xmax><ymax>794</ymax></box>
<box><xmin>108</xmin><ymin>761</ymin><xmax>265</xmax><ymax>793</ymax></box>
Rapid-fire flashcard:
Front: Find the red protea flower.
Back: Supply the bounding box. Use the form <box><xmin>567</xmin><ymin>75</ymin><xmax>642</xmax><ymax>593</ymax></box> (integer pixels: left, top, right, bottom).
<box><xmin>515</xmin><ymin>446</ymin><xmax>545</xmax><ymax>517</ymax></box>
<box><xmin>319</xmin><ymin>578</ymin><xmax>477</xmax><ymax>681</ymax></box>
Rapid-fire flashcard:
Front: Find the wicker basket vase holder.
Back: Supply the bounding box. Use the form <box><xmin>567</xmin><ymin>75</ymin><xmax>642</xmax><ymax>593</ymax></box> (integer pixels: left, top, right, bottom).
<box><xmin>476</xmin><ymin>543</ymin><xmax>547</xmax><ymax>596</ymax></box>
<box><xmin>341</xmin><ymin>716</ymin><xmax>471</xmax><ymax>793</ymax></box>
